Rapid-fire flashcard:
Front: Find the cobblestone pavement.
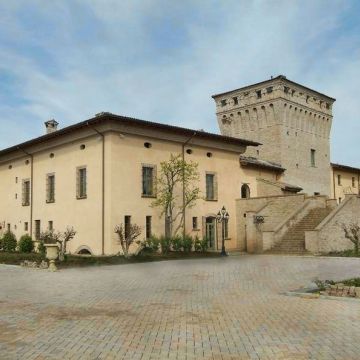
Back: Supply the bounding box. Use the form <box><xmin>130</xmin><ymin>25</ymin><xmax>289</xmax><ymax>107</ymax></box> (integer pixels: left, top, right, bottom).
<box><xmin>1</xmin><ymin>255</ymin><xmax>360</xmax><ymax>360</ymax></box>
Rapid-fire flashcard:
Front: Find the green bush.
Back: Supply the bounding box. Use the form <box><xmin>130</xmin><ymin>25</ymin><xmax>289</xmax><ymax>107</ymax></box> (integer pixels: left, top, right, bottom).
<box><xmin>2</xmin><ymin>231</ymin><xmax>17</xmax><ymax>252</ymax></box>
<box><xmin>37</xmin><ymin>241</ymin><xmax>46</xmax><ymax>257</ymax></box>
<box><xmin>138</xmin><ymin>236</ymin><xmax>161</xmax><ymax>254</ymax></box>
<box><xmin>182</xmin><ymin>235</ymin><xmax>193</xmax><ymax>252</ymax></box>
<box><xmin>199</xmin><ymin>237</ymin><xmax>209</xmax><ymax>252</ymax></box>
<box><xmin>18</xmin><ymin>234</ymin><xmax>34</xmax><ymax>253</ymax></box>
<box><xmin>171</xmin><ymin>235</ymin><xmax>183</xmax><ymax>252</ymax></box>
<box><xmin>160</xmin><ymin>236</ymin><xmax>172</xmax><ymax>254</ymax></box>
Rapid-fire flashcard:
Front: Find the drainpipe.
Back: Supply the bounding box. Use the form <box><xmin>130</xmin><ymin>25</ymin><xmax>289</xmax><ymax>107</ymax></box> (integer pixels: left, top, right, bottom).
<box><xmin>88</xmin><ymin>124</ymin><xmax>105</xmax><ymax>255</ymax></box>
<box><xmin>181</xmin><ymin>132</ymin><xmax>197</xmax><ymax>238</ymax></box>
<box><xmin>17</xmin><ymin>147</ymin><xmax>33</xmax><ymax>237</ymax></box>
<box><xmin>332</xmin><ymin>170</ymin><xmax>336</xmax><ymax>200</ymax></box>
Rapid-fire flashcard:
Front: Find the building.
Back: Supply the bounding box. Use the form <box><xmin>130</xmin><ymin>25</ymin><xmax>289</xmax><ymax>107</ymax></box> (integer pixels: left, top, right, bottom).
<box><xmin>0</xmin><ymin>77</ymin><xmax>359</xmax><ymax>255</ymax></box>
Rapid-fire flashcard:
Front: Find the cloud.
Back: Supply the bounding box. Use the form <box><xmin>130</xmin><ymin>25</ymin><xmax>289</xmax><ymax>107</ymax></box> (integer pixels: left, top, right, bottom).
<box><xmin>0</xmin><ymin>0</ymin><xmax>359</xmax><ymax>166</ymax></box>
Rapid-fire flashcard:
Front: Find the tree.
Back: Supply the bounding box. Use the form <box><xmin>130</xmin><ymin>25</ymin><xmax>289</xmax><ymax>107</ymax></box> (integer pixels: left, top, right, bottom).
<box><xmin>151</xmin><ymin>154</ymin><xmax>200</xmax><ymax>237</ymax></box>
<box><xmin>114</xmin><ymin>223</ymin><xmax>142</xmax><ymax>258</ymax></box>
<box><xmin>341</xmin><ymin>222</ymin><xmax>360</xmax><ymax>255</ymax></box>
<box><xmin>58</xmin><ymin>227</ymin><xmax>76</xmax><ymax>261</ymax></box>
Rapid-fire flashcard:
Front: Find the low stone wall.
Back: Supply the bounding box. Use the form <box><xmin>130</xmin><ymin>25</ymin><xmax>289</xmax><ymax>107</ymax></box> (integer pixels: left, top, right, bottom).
<box><xmin>305</xmin><ymin>195</ymin><xmax>360</xmax><ymax>253</ymax></box>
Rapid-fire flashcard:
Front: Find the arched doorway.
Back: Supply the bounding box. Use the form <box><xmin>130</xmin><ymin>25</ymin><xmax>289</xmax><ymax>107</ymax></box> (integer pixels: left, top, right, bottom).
<box><xmin>241</xmin><ymin>184</ymin><xmax>250</xmax><ymax>199</ymax></box>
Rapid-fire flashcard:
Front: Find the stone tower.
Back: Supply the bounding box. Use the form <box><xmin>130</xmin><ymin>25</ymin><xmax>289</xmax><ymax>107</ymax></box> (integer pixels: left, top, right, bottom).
<box><xmin>212</xmin><ymin>75</ymin><xmax>335</xmax><ymax>196</ymax></box>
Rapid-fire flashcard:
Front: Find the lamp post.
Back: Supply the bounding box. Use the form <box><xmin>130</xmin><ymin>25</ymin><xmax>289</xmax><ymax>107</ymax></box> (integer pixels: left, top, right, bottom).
<box><xmin>217</xmin><ymin>206</ymin><xmax>229</xmax><ymax>256</ymax></box>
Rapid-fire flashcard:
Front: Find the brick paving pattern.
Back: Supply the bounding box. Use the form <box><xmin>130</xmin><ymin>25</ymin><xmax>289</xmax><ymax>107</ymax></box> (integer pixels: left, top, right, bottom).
<box><xmin>1</xmin><ymin>255</ymin><xmax>360</xmax><ymax>359</ymax></box>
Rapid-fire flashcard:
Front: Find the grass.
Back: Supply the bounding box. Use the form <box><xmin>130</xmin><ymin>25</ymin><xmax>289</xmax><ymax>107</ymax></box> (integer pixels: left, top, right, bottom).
<box><xmin>0</xmin><ymin>251</ymin><xmax>221</xmax><ymax>268</ymax></box>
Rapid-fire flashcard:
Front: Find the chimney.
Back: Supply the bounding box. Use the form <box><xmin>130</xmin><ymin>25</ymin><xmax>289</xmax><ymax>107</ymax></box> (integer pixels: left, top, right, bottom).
<box><xmin>45</xmin><ymin>119</ymin><xmax>59</xmax><ymax>134</ymax></box>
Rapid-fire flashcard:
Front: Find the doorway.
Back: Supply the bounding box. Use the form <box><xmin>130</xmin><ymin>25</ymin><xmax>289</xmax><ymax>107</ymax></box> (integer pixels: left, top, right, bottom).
<box><xmin>205</xmin><ymin>217</ymin><xmax>216</xmax><ymax>249</ymax></box>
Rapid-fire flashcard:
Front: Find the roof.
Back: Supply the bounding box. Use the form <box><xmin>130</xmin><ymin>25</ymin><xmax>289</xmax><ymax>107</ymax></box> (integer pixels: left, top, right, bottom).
<box><xmin>258</xmin><ymin>178</ymin><xmax>303</xmax><ymax>193</ymax></box>
<box><xmin>0</xmin><ymin>113</ymin><xmax>260</xmax><ymax>158</ymax></box>
<box><xmin>240</xmin><ymin>156</ymin><xmax>285</xmax><ymax>172</ymax></box>
<box><xmin>331</xmin><ymin>163</ymin><xmax>360</xmax><ymax>174</ymax></box>
<box><xmin>211</xmin><ymin>75</ymin><xmax>336</xmax><ymax>102</ymax></box>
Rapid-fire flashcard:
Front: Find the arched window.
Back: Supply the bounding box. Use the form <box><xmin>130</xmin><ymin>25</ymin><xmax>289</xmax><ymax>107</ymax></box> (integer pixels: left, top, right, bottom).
<box><xmin>241</xmin><ymin>184</ymin><xmax>250</xmax><ymax>199</ymax></box>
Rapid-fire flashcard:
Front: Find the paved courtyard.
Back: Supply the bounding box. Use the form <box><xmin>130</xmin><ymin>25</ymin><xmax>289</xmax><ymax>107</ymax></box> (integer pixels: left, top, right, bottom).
<box><xmin>1</xmin><ymin>255</ymin><xmax>360</xmax><ymax>360</ymax></box>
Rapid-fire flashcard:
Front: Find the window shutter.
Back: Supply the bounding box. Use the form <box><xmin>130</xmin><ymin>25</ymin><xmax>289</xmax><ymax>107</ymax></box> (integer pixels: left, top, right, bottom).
<box><xmin>214</xmin><ymin>173</ymin><xmax>218</xmax><ymax>200</ymax></box>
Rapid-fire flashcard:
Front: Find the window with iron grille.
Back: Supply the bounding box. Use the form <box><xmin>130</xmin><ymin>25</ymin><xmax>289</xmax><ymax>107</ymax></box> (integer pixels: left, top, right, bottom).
<box><xmin>124</xmin><ymin>216</ymin><xmax>131</xmax><ymax>240</ymax></box>
<box><xmin>46</xmin><ymin>174</ymin><xmax>55</xmax><ymax>203</ymax></box>
<box><xmin>77</xmin><ymin>167</ymin><xmax>87</xmax><ymax>199</ymax></box>
<box><xmin>142</xmin><ymin>165</ymin><xmax>155</xmax><ymax>197</ymax></box>
<box><xmin>24</xmin><ymin>222</ymin><xmax>28</xmax><ymax>232</ymax></box>
<box><xmin>34</xmin><ymin>220</ymin><xmax>40</xmax><ymax>240</ymax></box>
<box><xmin>205</xmin><ymin>172</ymin><xmax>217</xmax><ymax>201</ymax></box>
<box><xmin>48</xmin><ymin>221</ymin><xmax>53</xmax><ymax>231</ymax></box>
<box><xmin>22</xmin><ymin>179</ymin><xmax>30</xmax><ymax>206</ymax></box>
<box><xmin>146</xmin><ymin>216</ymin><xmax>152</xmax><ymax>239</ymax></box>
<box><xmin>310</xmin><ymin>149</ymin><xmax>316</xmax><ymax>167</ymax></box>
<box><xmin>337</xmin><ymin>174</ymin><xmax>341</xmax><ymax>186</ymax></box>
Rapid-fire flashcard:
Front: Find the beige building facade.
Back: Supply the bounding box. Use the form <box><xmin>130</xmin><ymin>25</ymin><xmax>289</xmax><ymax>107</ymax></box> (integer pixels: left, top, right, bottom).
<box><xmin>0</xmin><ymin>76</ymin><xmax>359</xmax><ymax>255</ymax></box>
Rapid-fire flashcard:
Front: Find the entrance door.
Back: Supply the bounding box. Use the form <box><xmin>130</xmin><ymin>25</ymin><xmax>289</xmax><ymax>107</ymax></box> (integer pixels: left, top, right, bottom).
<box><xmin>205</xmin><ymin>217</ymin><xmax>216</xmax><ymax>249</ymax></box>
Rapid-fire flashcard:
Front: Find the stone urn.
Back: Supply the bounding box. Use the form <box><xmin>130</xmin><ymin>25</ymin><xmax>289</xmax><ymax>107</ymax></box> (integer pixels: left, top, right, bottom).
<box><xmin>45</xmin><ymin>244</ymin><xmax>59</xmax><ymax>271</ymax></box>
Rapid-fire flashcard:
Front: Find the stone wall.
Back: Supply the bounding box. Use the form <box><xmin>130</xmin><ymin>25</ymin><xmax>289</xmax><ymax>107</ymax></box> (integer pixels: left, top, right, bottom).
<box><xmin>305</xmin><ymin>195</ymin><xmax>360</xmax><ymax>253</ymax></box>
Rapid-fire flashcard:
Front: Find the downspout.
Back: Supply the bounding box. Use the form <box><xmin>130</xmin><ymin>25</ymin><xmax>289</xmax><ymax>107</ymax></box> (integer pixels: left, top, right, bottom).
<box><xmin>88</xmin><ymin>124</ymin><xmax>105</xmax><ymax>255</ymax></box>
<box><xmin>181</xmin><ymin>132</ymin><xmax>197</xmax><ymax>238</ymax></box>
<box><xmin>17</xmin><ymin>147</ymin><xmax>33</xmax><ymax>237</ymax></box>
<box><xmin>358</xmin><ymin>173</ymin><xmax>360</xmax><ymax>195</ymax></box>
<box><xmin>333</xmin><ymin>169</ymin><xmax>336</xmax><ymax>200</ymax></box>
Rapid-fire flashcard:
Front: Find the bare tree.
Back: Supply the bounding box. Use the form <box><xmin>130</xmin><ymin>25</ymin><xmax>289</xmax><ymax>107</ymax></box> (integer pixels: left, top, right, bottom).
<box><xmin>58</xmin><ymin>227</ymin><xmax>76</xmax><ymax>261</ymax></box>
<box><xmin>341</xmin><ymin>222</ymin><xmax>360</xmax><ymax>255</ymax></box>
<box><xmin>114</xmin><ymin>223</ymin><xmax>142</xmax><ymax>258</ymax></box>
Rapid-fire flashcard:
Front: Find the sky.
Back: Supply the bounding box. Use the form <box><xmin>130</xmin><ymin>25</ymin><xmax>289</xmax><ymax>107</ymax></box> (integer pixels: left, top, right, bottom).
<box><xmin>0</xmin><ymin>0</ymin><xmax>359</xmax><ymax>166</ymax></box>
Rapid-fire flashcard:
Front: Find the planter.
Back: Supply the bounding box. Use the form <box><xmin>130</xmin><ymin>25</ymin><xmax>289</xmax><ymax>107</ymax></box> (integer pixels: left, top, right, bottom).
<box><xmin>45</xmin><ymin>243</ymin><xmax>59</xmax><ymax>271</ymax></box>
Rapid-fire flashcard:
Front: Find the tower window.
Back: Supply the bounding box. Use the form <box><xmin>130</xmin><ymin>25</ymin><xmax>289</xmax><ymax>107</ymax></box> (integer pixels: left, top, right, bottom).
<box><xmin>233</xmin><ymin>97</ymin><xmax>238</xmax><ymax>105</ymax></box>
<box><xmin>352</xmin><ymin>177</ymin><xmax>356</xmax><ymax>188</ymax></box>
<box><xmin>266</xmin><ymin>87</ymin><xmax>273</xmax><ymax>94</ymax></box>
<box><xmin>284</xmin><ymin>86</ymin><xmax>289</xmax><ymax>94</ymax></box>
<box><xmin>256</xmin><ymin>90</ymin><xmax>262</xmax><ymax>99</ymax></box>
<box><xmin>220</xmin><ymin>99</ymin><xmax>227</xmax><ymax>107</ymax></box>
<box><xmin>310</xmin><ymin>149</ymin><xmax>316</xmax><ymax>167</ymax></box>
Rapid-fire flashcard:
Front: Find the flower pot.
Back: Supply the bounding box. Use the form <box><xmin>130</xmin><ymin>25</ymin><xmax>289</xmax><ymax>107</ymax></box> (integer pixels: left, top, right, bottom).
<box><xmin>45</xmin><ymin>244</ymin><xmax>59</xmax><ymax>271</ymax></box>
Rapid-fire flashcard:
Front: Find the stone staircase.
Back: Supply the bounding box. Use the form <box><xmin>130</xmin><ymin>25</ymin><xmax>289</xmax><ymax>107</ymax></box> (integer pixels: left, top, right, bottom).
<box><xmin>270</xmin><ymin>207</ymin><xmax>333</xmax><ymax>253</ymax></box>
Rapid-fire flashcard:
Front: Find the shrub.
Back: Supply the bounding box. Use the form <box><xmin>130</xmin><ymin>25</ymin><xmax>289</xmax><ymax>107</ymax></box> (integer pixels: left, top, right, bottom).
<box><xmin>194</xmin><ymin>236</ymin><xmax>202</xmax><ymax>252</ymax></box>
<box><xmin>138</xmin><ymin>236</ymin><xmax>161</xmax><ymax>254</ymax></box>
<box><xmin>160</xmin><ymin>235</ymin><xmax>171</xmax><ymax>254</ymax></box>
<box><xmin>2</xmin><ymin>231</ymin><xmax>17</xmax><ymax>252</ymax></box>
<box><xmin>37</xmin><ymin>241</ymin><xmax>46</xmax><ymax>257</ymax></box>
<box><xmin>171</xmin><ymin>235</ymin><xmax>183</xmax><ymax>252</ymax></box>
<box><xmin>18</xmin><ymin>235</ymin><xmax>34</xmax><ymax>253</ymax></box>
<box><xmin>199</xmin><ymin>237</ymin><xmax>209</xmax><ymax>253</ymax></box>
<box><xmin>182</xmin><ymin>235</ymin><xmax>193</xmax><ymax>252</ymax></box>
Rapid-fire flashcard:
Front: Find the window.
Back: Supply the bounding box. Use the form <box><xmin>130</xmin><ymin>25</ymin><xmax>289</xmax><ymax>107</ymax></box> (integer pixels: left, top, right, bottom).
<box><xmin>220</xmin><ymin>99</ymin><xmax>227</xmax><ymax>107</ymax></box>
<box><xmin>142</xmin><ymin>165</ymin><xmax>155</xmax><ymax>197</ymax></box>
<box><xmin>124</xmin><ymin>216</ymin><xmax>131</xmax><ymax>239</ymax></box>
<box><xmin>206</xmin><ymin>152</ymin><xmax>212</xmax><ymax>158</ymax></box>
<box><xmin>352</xmin><ymin>177</ymin><xmax>356</xmax><ymax>188</ymax></box>
<box><xmin>233</xmin><ymin>97</ymin><xmax>238</xmax><ymax>105</ymax></box>
<box><xmin>241</xmin><ymin>184</ymin><xmax>250</xmax><ymax>199</ymax></box>
<box><xmin>192</xmin><ymin>217</ymin><xmax>198</xmax><ymax>230</ymax></box>
<box><xmin>7</xmin><ymin>223</ymin><xmax>10</xmax><ymax>231</ymax></box>
<box><xmin>48</xmin><ymin>221</ymin><xmax>53</xmax><ymax>231</ymax></box>
<box><xmin>339</xmin><ymin>197</ymin><xmax>342</xmax><ymax>203</ymax></box>
<box><xmin>337</xmin><ymin>174</ymin><xmax>341</xmax><ymax>186</ymax></box>
<box><xmin>284</xmin><ymin>86</ymin><xmax>289</xmax><ymax>94</ymax></box>
<box><xmin>266</xmin><ymin>86</ymin><xmax>273</xmax><ymax>94</ymax></box>
<box><xmin>46</xmin><ymin>174</ymin><xmax>55</xmax><ymax>203</ymax></box>
<box><xmin>22</xmin><ymin>179</ymin><xmax>31</xmax><ymax>206</ymax></box>
<box><xmin>224</xmin><ymin>219</ymin><xmax>229</xmax><ymax>239</ymax></box>
<box><xmin>15</xmin><ymin>177</ymin><xmax>18</xmax><ymax>183</ymax></box>
<box><xmin>34</xmin><ymin>220</ymin><xmax>40</xmax><ymax>240</ymax></box>
<box><xmin>146</xmin><ymin>216</ymin><xmax>152</xmax><ymax>239</ymax></box>
<box><xmin>77</xmin><ymin>167</ymin><xmax>87</xmax><ymax>199</ymax></box>
<box><xmin>310</xmin><ymin>149</ymin><xmax>316</xmax><ymax>167</ymax></box>
<box><xmin>144</xmin><ymin>142</ymin><xmax>152</xmax><ymax>148</ymax></box>
<box><xmin>24</xmin><ymin>222</ymin><xmax>28</xmax><ymax>232</ymax></box>
<box><xmin>206</xmin><ymin>173</ymin><xmax>217</xmax><ymax>201</ymax></box>
<box><xmin>256</xmin><ymin>90</ymin><xmax>262</xmax><ymax>99</ymax></box>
